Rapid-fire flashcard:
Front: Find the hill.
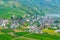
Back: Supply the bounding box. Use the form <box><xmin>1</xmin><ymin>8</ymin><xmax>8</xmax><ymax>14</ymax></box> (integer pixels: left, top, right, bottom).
<box><xmin>0</xmin><ymin>0</ymin><xmax>60</xmax><ymax>18</ymax></box>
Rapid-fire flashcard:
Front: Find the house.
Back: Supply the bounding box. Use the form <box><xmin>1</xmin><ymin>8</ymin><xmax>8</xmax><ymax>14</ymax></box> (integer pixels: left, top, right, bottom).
<box><xmin>10</xmin><ymin>20</ymin><xmax>19</xmax><ymax>28</ymax></box>
<box><xmin>54</xmin><ymin>30</ymin><xmax>60</xmax><ymax>33</ymax></box>
<box><xmin>28</xmin><ymin>25</ymin><xmax>42</xmax><ymax>33</ymax></box>
<box><xmin>40</xmin><ymin>16</ymin><xmax>54</xmax><ymax>28</ymax></box>
<box><xmin>1</xmin><ymin>19</ymin><xmax>9</xmax><ymax>28</ymax></box>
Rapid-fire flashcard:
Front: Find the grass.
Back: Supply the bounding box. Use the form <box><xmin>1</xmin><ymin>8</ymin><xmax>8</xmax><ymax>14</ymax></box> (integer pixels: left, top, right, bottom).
<box><xmin>24</xmin><ymin>33</ymin><xmax>60</xmax><ymax>40</ymax></box>
<box><xmin>14</xmin><ymin>32</ymin><xmax>29</xmax><ymax>36</ymax></box>
<box><xmin>0</xmin><ymin>32</ymin><xmax>60</xmax><ymax>40</ymax></box>
<box><xmin>0</xmin><ymin>34</ymin><xmax>14</xmax><ymax>40</ymax></box>
<box><xmin>13</xmin><ymin>31</ymin><xmax>60</xmax><ymax>40</ymax></box>
<box><xmin>15</xmin><ymin>38</ymin><xmax>29</xmax><ymax>40</ymax></box>
<box><xmin>0</xmin><ymin>7</ymin><xmax>26</xmax><ymax>19</ymax></box>
<box><xmin>0</xmin><ymin>27</ymin><xmax>60</xmax><ymax>40</ymax></box>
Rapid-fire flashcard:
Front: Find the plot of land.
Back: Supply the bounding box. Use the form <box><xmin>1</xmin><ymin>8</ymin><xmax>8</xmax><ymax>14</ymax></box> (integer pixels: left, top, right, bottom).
<box><xmin>0</xmin><ymin>32</ymin><xmax>60</xmax><ymax>40</ymax></box>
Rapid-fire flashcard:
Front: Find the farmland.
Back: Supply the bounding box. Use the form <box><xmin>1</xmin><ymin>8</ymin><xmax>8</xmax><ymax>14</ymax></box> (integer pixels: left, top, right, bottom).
<box><xmin>0</xmin><ymin>29</ymin><xmax>60</xmax><ymax>40</ymax></box>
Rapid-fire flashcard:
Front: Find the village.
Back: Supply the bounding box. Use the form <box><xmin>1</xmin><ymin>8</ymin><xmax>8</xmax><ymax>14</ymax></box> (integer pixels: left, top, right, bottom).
<box><xmin>0</xmin><ymin>15</ymin><xmax>60</xmax><ymax>34</ymax></box>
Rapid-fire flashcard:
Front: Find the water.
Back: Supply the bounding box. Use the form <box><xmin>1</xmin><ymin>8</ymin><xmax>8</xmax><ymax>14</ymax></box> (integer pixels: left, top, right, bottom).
<box><xmin>45</xmin><ymin>14</ymin><xmax>60</xmax><ymax>18</ymax></box>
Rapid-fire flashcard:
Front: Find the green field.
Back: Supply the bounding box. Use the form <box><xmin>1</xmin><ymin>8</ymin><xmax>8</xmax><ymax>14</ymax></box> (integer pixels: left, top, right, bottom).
<box><xmin>0</xmin><ymin>32</ymin><xmax>60</xmax><ymax>40</ymax></box>
<box><xmin>0</xmin><ymin>34</ymin><xmax>14</xmax><ymax>40</ymax></box>
<box><xmin>0</xmin><ymin>7</ymin><xmax>26</xmax><ymax>19</ymax></box>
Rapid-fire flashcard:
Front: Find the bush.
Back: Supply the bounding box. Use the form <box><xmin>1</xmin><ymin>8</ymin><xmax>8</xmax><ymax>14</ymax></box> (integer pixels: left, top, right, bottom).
<box><xmin>1</xmin><ymin>29</ymin><xmax>14</xmax><ymax>33</ymax></box>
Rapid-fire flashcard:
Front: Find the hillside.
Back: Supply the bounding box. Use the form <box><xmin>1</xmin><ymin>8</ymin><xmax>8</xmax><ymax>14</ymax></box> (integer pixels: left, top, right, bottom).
<box><xmin>0</xmin><ymin>0</ymin><xmax>60</xmax><ymax>18</ymax></box>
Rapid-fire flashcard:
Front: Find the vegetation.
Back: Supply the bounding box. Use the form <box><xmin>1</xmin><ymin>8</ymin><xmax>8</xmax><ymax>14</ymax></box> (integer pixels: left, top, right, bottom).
<box><xmin>1</xmin><ymin>29</ymin><xmax>14</xmax><ymax>33</ymax></box>
<box><xmin>24</xmin><ymin>33</ymin><xmax>60</xmax><ymax>40</ymax></box>
<box><xmin>14</xmin><ymin>32</ymin><xmax>29</xmax><ymax>36</ymax></box>
<box><xmin>0</xmin><ymin>34</ymin><xmax>14</xmax><ymax>40</ymax></box>
<box><xmin>0</xmin><ymin>31</ymin><xmax>60</xmax><ymax>40</ymax></box>
<box><xmin>0</xmin><ymin>0</ymin><xmax>60</xmax><ymax>40</ymax></box>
